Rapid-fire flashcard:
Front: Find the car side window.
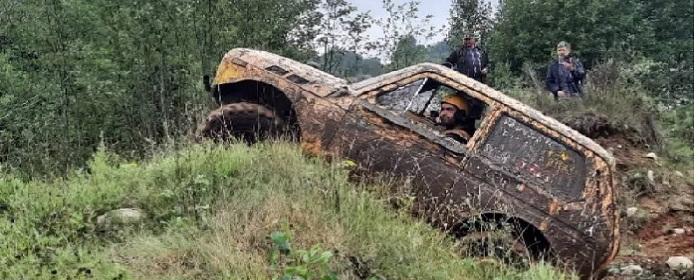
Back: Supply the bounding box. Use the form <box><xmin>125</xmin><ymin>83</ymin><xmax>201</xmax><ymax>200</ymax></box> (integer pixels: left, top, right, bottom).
<box><xmin>373</xmin><ymin>78</ymin><xmax>490</xmax><ymax>142</ymax></box>
<box><xmin>375</xmin><ymin>79</ymin><xmax>433</xmax><ymax>114</ymax></box>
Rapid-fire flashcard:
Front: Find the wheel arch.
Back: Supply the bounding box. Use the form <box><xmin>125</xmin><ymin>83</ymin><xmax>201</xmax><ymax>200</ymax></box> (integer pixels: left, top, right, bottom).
<box><xmin>451</xmin><ymin>212</ymin><xmax>552</xmax><ymax>259</ymax></box>
<box><xmin>212</xmin><ymin>79</ymin><xmax>301</xmax><ymax>138</ymax></box>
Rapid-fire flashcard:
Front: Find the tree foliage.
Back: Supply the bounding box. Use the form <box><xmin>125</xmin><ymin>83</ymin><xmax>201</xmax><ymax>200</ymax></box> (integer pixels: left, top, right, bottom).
<box><xmin>376</xmin><ymin>0</ymin><xmax>440</xmax><ymax>70</ymax></box>
<box><xmin>0</xmin><ymin>0</ymin><xmax>320</xmax><ymax>176</ymax></box>
<box><xmin>446</xmin><ymin>0</ymin><xmax>494</xmax><ymax>47</ymax></box>
<box><xmin>486</xmin><ymin>0</ymin><xmax>692</xmax><ymax>104</ymax></box>
<box><xmin>314</xmin><ymin>0</ymin><xmax>373</xmax><ymax>74</ymax></box>
<box><xmin>488</xmin><ymin>0</ymin><xmax>653</xmax><ymax>71</ymax></box>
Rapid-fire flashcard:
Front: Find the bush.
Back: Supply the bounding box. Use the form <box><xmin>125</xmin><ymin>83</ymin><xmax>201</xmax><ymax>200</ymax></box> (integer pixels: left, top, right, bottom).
<box><xmin>502</xmin><ymin>59</ymin><xmax>664</xmax><ymax>148</ymax></box>
<box><xmin>490</xmin><ymin>62</ymin><xmax>522</xmax><ymax>90</ymax></box>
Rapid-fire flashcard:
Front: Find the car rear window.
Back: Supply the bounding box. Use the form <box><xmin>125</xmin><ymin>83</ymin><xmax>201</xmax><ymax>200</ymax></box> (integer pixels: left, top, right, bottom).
<box><xmin>479</xmin><ymin>115</ymin><xmax>586</xmax><ymax>201</ymax></box>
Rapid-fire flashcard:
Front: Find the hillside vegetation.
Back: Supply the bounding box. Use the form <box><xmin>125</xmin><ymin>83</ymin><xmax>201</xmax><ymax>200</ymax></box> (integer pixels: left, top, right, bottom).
<box><xmin>0</xmin><ymin>142</ymin><xmax>576</xmax><ymax>279</ymax></box>
<box><xmin>0</xmin><ymin>0</ymin><xmax>692</xmax><ymax>279</ymax></box>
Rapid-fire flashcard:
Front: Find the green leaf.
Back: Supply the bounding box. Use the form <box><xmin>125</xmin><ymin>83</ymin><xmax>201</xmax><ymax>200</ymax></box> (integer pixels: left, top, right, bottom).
<box><xmin>284</xmin><ymin>265</ymin><xmax>308</xmax><ymax>277</ymax></box>
<box><xmin>271</xmin><ymin>231</ymin><xmax>292</xmax><ymax>255</ymax></box>
<box><xmin>319</xmin><ymin>250</ymin><xmax>333</xmax><ymax>263</ymax></box>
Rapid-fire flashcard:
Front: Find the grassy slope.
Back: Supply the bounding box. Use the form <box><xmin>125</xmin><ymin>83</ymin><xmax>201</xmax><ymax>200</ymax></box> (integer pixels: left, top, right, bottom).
<box><xmin>0</xmin><ymin>142</ymin><xmax>574</xmax><ymax>280</ymax></box>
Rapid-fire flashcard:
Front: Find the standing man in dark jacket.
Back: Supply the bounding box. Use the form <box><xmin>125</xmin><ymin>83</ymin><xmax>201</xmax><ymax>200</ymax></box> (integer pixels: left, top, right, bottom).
<box><xmin>444</xmin><ymin>33</ymin><xmax>489</xmax><ymax>83</ymax></box>
<box><xmin>546</xmin><ymin>41</ymin><xmax>585</xmax><ymax>99</ymax></box>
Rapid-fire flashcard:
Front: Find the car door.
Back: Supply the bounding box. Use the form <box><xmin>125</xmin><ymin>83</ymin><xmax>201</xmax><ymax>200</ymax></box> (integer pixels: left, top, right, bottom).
<box><xmin>333</xmin><ymin>78</ymin><xmax>462</xmax><ymax>164</ymax></box>
<box><xmin>329</xmin><ymin>76</ymin><xmax>492</xmax><ymax>225</ymax></box>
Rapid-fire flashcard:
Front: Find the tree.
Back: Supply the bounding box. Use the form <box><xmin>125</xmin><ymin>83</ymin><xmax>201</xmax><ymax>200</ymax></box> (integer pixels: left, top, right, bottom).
<box><xmin>636</xmin><ymin>0</ymin><xmax>693</xmax><ymax>104</ymax></box>
<box><xmin>312</xmin><ymin>0</ymin><xmax>373</xmax><ymax>74</ymax></box>
<box><xmin>374</xmin><ymin>0</ymin><xmax>440</xmax><ymax>70</ymax></box>
<box><xmin>389</xmin><ymin>35</ymin><xmax>427</xmax><ymax>70</ymax></box>
<box><xmin>486</xmin><ymin>0</ymin><xmax>692</xmax><ymax>104</ymax></box>
<box><xmin>0</xmin><ymin>0</ymin><xmax>323</xmax><ymax>176</ymax></box>
<box><xmin>446</xmin><ymin>0</ymin><xmax>493</xmax><ymax>47</ymax></box>
<box><xmin>488</xmin><ymin>0</ymin><xmax>654</xmax><ymax>72</ymax></box>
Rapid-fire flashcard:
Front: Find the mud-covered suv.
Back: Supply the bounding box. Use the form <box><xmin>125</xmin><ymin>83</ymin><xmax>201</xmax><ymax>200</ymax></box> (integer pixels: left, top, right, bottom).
<box><xmin>199</xmin><ymin>48</ymin><xmax>619</xmax><ymax>278</ymax></box>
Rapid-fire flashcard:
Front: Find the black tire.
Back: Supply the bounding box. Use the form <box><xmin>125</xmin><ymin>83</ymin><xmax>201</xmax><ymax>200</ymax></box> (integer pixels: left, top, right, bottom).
<box><xmin>453</xmin><ymin>220</ymin><xmax>545</xmax><ymax>269</ymax></box>
<box><xmin>198</xmin><ymin>102</ymin><xmax>287</xmax><ymax>144</ymax></box>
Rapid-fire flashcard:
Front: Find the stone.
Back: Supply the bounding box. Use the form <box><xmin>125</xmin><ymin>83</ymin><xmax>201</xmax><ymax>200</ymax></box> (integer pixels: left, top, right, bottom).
<box><xmin>97</xmin><ymin>208</ymin><xmax>146</xmax><ymax>230</ymax></box>
<box><xmin>643</xmin><ymin>152</ymin><xmax>657</xmax><ymax>160</ymax></box>
<box><xmin>666</xmin><ymin>256</ymin><xmax>693</xmax><ymax>270</ymax></box>
<box><xmin>672</xmin><ymin>228</ymin><xmax>686</xmax><ymax>235</ymax></box>
<box><xmin>662</xmin><ymin>178</ymin><xmax>670</xmax><ymax>186</ymax></box>
<box><xmin>607</xmin><ymin>266</ymin><xmax>621</xmax><ymax>274</ymax></box>
<box><xmin>669</xmin><ymin>197</ymin><xmax>693</xmax><ymax>212</ymax></box>
<box><xmin>646</xmin><ymin>170</ymin><xmax>655</xmax><ymax>184</ymax></box>
<box><xmin>620</xmin><ymin>264</ymin><xmax>644</xmax><ymax>276</ymax></box>
<box><xmin>674</xmin><ymin>171</ymin><xmax>685</xmax><ymax>178</ymax></box>
<box><xmin>626</xmin><ymin>207</ymin><xmax>639</xmax><ymax>217</ymax></box>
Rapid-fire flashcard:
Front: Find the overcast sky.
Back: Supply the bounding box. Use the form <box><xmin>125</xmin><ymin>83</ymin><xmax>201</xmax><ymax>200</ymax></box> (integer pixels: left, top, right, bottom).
<box><xmin>347</xmin><ymin>0</ymin><xmax>499</xmax><ymax>45</ymax></box>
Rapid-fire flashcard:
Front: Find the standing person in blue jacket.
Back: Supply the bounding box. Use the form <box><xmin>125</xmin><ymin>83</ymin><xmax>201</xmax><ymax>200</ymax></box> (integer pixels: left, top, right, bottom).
<box><xmin>546</xmin><ymin>41</ymin><xmax>586</xmax><ymax>99</ymax></box>
<box><xmin>444</xmin><ymin>33</ymin><xmax>489</xmax><ymax>83</ymax></box>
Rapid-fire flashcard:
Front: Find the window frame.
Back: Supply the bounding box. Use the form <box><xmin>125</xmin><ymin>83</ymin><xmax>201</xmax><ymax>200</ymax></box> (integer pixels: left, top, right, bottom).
<box><xmin>360</xmin><ymin>73</ymin><xmax>497</xmax><ymax>151</ymax></box>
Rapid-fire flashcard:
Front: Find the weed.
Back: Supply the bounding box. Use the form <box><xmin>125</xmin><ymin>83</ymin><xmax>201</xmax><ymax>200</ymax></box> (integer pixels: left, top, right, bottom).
<box><xmin>269</xmin><ymin>230</ymin><xmax>337</xmax><ymax>280</ymax></box>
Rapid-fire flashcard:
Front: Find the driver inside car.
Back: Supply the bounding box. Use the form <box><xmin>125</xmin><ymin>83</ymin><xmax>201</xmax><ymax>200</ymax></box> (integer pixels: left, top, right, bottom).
<box><xmin>437</xmin><ymin>94</ymin><xmax>475</xmax><ymax>143</ymax></box>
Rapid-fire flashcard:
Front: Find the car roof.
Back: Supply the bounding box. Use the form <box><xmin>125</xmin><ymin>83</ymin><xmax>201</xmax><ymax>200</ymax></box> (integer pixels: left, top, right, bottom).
<box><xmin>349</xmin><ymin>63</ymin><xmax>616</xmax><ymax>167</ymax></box>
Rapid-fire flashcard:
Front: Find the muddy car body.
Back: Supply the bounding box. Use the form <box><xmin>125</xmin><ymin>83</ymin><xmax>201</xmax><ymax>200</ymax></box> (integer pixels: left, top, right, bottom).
<box><xmin>202</xmin><ymin>48</ymin><xmax>620</xmax><ymax>278</ymax></box>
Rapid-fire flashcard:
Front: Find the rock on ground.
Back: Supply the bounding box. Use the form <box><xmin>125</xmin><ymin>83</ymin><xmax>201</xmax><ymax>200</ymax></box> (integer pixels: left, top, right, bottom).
<box><xmin>666</xmin><ymin>256</ymin><xmax>693</xmax><ymax>270</ymax></box>
<box><xmin>97</xmin><ymin>208</ymin><xmax>146</xmax><ymax>230</ymax></box>
<box><xmin>620</xmin><ymin>264</ymin><xmax>645</xmax><ymax>276</ymax></box>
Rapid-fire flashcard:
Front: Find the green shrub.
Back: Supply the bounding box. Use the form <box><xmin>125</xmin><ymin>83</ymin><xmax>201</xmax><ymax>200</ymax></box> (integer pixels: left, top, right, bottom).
<box><xmin>490</xmin><ymin>62</ymin><xmax>522</xmax><ymax>90</ymax></box>
<box><xmin>503</xmin><ymin>60</ymin><xmax>664</xmax><ymax>147</ymax></box>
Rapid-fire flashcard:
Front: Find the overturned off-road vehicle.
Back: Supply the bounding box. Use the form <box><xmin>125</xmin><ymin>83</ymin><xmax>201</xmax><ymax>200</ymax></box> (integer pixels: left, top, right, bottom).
<box><xmin>199</xmin><ymin>48</ymin><xmax>619</xmax><ymax>278</ymax></box>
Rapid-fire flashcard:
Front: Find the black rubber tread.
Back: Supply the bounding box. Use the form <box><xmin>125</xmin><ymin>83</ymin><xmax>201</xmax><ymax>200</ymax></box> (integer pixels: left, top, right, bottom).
<box><xmin>452</xmin><ymin>219</ymin><xmax>549</xmax><ymax>269</ymax></box>
<box><xmin>198</xmin><ymin>102</ymin><xmax>285</xmax><ymax>144</ymax></box>
<box><xmin>454</xmin><ymin>223</ymin><xmax>532</xmax><ymax>268</ymax></box>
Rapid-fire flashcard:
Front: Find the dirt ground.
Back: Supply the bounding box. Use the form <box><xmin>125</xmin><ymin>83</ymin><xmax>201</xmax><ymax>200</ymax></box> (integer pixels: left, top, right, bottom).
<box><xmin>595</xmin><ymin>136</ymin><xmax>694</xmax><ymax>280</ymax></box>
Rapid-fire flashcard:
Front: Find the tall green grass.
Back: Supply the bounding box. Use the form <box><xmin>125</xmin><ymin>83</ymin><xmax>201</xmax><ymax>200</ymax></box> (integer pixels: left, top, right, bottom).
<box><xmin>0</xmin><ymin>142</ymin><xmax>575</xmax><ymax>279</ymax></box>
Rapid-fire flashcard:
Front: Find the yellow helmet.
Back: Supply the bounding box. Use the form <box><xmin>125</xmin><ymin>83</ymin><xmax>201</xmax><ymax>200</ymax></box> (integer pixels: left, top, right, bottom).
<box><xmin>441</xmin><ymin>94</ymin><xmax>469</xmax><ymax>111</ymax></box>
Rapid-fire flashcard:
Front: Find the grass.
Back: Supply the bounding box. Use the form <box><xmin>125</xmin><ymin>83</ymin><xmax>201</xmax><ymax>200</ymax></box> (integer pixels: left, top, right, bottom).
<box><xmin>0</xmin><ymin>142</ymin><xmax>576</xmax><ymax>279</ymax></box>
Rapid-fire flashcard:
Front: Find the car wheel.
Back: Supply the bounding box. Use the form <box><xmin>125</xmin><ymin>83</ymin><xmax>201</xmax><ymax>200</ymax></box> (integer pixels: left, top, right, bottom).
<box><xmin>198</xmin><ymin>102</ymin><xmax>288</xmax><ymax>144</ymax></box>
<box><xmin>453</xmin><ymin>220</ymin><xmax>537</xmax><ymax>269</ymax></box>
